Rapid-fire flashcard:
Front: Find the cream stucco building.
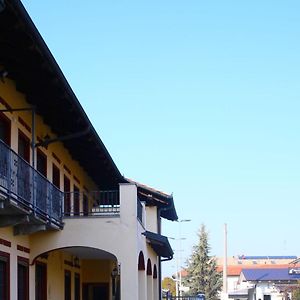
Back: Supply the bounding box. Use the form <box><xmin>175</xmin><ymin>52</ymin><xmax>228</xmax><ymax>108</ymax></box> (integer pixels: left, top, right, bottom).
<box><xmin>0</xmin><ymin>1</ymin><xmax>177</xmax><ymax>299</ymax></box>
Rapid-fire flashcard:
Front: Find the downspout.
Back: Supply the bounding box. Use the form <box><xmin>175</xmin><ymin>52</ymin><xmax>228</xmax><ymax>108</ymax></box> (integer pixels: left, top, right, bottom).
<box><xmin>158</xmin><ymin>207</ymin><xmax>162</xmax><ymax>300</ymax></box>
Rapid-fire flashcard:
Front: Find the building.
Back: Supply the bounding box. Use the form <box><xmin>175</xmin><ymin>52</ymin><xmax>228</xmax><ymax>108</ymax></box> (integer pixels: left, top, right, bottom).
<box><xmin>0</xmin><ymin>1</ymin><xmax>177</xmax><ymax>299</ymax></box>
<box><xmin>229</xmin><ymin>268</ymin><xmax>300</xmax><ymax>300</ymax></box>
<box><xmin>177</xmin><ymin>256</ymin><xmax>300</xmax><ymax>299</ymax></box>
<box><xmin>218</xmin><ymin>256</ymin><xmax>299</xmax><ymax>294</ymax></box>
<box><xmin>218</xmin><ymin>256</ymin><xmax>300</xmax><ymax>300</ymax></box>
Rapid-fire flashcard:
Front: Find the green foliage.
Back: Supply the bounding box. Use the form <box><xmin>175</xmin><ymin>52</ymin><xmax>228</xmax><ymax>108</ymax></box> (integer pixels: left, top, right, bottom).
<box><xmin>162</xmin><ymin>277</ymin><xmax>176</xmax><ymax>296</ymax></box>
<box><xmin>184</xmin><ymin>224</ymin><xmax>222</xmax><ymax>300</ymax></box>
<box><xmin>292</xmin><ymin>286</ymin><xmax>300</xmax><ymax>300</ymax></box>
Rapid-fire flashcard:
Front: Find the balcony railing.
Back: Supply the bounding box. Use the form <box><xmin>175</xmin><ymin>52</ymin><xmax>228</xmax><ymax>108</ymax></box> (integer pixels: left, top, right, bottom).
<box><xmin>0</xmin><ymin>140</ymin><xmax>63</xmax><ymax>227</ymax></box>
<box><xmin>63</xmin><ymin>190</ymin><xmax>120</xmax><ymax>217</ymax></box>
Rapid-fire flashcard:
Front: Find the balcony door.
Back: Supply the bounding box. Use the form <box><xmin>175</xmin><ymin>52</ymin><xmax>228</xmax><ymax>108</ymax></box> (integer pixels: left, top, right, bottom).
<box><xmin>64</xmin><ymin>176</ymin><xmax>71</xmax><ymax>216</ymax></box>
<box><xmin>0</xmin><ymin>112</ymin><xmax>10</xmax><ymax>146</ymax></box>
<box><xmin>18</xmin><ymin>131</ymin><xmax>31</xmax><ymax>202</ymax></box>
<box><xmin>37</xmin><ymin>150</ymin><xmax>47</xmax><ymax>177</ymax></box>
<box><xmin>74</xmin><ymin>185</ymin><xmax>80</xmax><ymax>216</ymax></box>
<box><xmin>18</xmin><ymin>131</ymin><xmax>30</xmax><ymax>163</ymax></box>
<box><xmin>52</xmin><ymin>164</ymin><xmax>60</xmax><ymax>189</ymax></box>
<box><xmin>0</xmin><ymin>113</ymin><xmax>11</xmax><ymax>190</ymax></box>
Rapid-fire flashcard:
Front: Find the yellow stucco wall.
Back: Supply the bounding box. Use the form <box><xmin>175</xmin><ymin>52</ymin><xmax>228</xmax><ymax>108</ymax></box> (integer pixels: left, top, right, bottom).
<box><xmin>0</xmin><ymin>78</ymin><xmax>98</xmax><ymax>193</ymax></box>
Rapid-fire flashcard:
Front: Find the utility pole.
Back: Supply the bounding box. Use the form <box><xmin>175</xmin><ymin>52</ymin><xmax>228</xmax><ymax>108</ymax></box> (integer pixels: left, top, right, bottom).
<box><xmin>178</xmin><ymin>219</ymin><xmax>191</xmax><ymax>297</ymax></box>
<box><xmin>223</xmin><ymin>223</ymin><xmax>228</xmax><ymax>300</ymax></box>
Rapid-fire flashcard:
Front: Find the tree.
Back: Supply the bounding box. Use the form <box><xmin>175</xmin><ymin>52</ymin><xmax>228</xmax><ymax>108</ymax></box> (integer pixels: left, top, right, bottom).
<box><xmin>292</xmin><ymin>284</ymin><xmax>300</xmax><ymax>300</ymax></box>
<box><xmin>183</xmin><ymin>224</ymin><xmax>222</xmax><ymax>300</ymax></box>
<box><xmin>162</xmin><ymin>277</ymin><xmax>176</xmax><ymax>296</ymax></box>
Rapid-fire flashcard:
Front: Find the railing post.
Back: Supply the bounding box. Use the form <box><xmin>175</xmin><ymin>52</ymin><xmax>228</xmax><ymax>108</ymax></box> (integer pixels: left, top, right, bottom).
<box><xmin>32</xmin><ymin>169</ymin><xmax>36</xmax><ymax>215</ymax></box>
<box><xmin>7</xmin><ymin>144</ymin><xmax>11</xmax><ymax>193</ymax></box>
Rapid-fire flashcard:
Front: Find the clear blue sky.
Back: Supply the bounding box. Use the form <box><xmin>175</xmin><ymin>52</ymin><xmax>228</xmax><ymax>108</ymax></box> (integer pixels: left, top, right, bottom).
<box><xmin>21</xmin><ymin>0</ymin><xmax>300</xmax><ymax>277</ymax></box>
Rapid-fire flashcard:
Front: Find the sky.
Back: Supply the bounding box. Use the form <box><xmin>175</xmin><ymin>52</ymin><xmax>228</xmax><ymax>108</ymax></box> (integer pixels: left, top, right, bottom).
<box><xmin>21</xmin><ymin>0</ymin><xmax>300</xmax><ymax>278</ymax></box>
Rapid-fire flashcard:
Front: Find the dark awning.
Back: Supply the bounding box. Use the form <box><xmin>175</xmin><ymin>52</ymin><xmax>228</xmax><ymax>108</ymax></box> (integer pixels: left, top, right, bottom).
<box><xmin>142</xmin><ymin>231</ymin><xmax>173</xmax><ymax>259</ymax></box>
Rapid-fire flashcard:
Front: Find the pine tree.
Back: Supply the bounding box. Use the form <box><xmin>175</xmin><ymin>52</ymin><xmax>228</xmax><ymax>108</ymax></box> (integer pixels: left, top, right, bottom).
<box><xmin>184</xmin><ymin>224</ymin><xmax>222</xmax><ymax>300</ymax></box>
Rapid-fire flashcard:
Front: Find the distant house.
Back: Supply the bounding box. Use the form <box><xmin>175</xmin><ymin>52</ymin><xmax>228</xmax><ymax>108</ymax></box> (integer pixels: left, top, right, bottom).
<box><xmin>176</xmin><ymin>256</ymin><xmax>300</xmax><ymax>299</ymax></box>
<box><xmin>218</xmin><ymin>256</ymin><xmax>300</xmax><ymax>300</ymax></box>
<box><xmin>229</xmin><ymin>268</ymin><xmax>300</xmax><ymax>300</ymax></box>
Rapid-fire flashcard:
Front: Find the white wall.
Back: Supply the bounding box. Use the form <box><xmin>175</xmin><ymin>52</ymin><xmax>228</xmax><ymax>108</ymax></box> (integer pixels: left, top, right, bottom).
<box><xmin>28</xmin><ymin>183</ymin><xmax>157</xmax><ymax>300</ymax></box>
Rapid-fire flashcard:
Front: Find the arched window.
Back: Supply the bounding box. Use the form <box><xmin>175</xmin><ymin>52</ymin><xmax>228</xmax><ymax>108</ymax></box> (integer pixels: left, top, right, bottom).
<box><xmin>147</xmin><ymin>259</ymin><xmax>152</xmax><ymax>276</ymax></box>
<box><xmin>153</xmin><ymin>264</ymin><xmax>157</xmax><ymax>279</ymax></box>
<box><xmin>138</xmin><ymin>251</ymin><xmax>145</xmax><ymax>270</ymax></box>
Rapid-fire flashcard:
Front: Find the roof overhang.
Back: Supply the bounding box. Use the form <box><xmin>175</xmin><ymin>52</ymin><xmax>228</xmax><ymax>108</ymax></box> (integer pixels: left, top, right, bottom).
<box><xmin>142</xmin><ymin>231</ymin><xmax>173</xmax><ymax>259</ymax></box>
<box><xmin>0</xmin><ymin>0</ymin><xmax>125</xmax><ymax>189</ymax></box>
<box><xmin>127</xmin><ymin>179</ymin><xmax>178</xmax><ymax>221</ymax></box>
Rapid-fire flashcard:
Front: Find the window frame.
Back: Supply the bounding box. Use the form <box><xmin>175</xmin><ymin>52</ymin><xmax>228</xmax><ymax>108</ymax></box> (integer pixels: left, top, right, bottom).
<box><xmin>64</xmin><ymin>270</ymin><xmax>71</xmax><ymax>300</ymax></box>
<box><xmin>0</xmin><ymin>251</ymin><xmax>10</xmax><ymax>300</ymax></box>
<box><xmin>17</xmin><ymin>256</ymin><xmax>29</xmax><ymax>300</ymax></box>
<box><xmin>0</xmin><ymin>112</ymin><xmax>11</xmax><ymax>146</ymax></box>
<box><xmin>36</xmin><ymin>149</ymin><xmax>47</xmax><ymax>177</ymax></box>
<box><xmin>52</xmin><ymin>163</ymin><xmax>60</xmax><ymax>189</ymax></box>
<box><xmin>35</xmin><ymin>261</ymin><xmax>47</xmax><ymax>300</ymax></box>
<box><xmin>18</xmin><ymin>130</ymin><xmax>30</xmax><ymax>163</ymax></box>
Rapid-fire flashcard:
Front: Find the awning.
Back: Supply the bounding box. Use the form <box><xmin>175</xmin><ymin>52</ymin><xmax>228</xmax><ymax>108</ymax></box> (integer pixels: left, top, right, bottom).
<box><xmin>142</xmin><ymin>231</ymin><xmax>173</xmax><ymax>259</ymax></box>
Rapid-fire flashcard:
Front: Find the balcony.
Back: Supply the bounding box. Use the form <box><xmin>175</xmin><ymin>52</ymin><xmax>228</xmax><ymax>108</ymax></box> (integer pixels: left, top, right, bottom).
<box><xmin>63</xmin><ymin>189</ymin><xmax>145</xmax><ymax>225</ymax></box>
<box><xmin>0</xmin><ymin>140</ymin><xmax>63</xmax><ymax>233</ymax></box>
<box><xmin>63</xmin><ymin>190</ymin><xmax>120</xmax><ymax>217</ymax></box>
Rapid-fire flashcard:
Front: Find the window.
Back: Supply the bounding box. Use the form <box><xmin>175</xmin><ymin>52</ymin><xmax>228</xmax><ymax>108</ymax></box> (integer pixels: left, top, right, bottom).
<box><xmin>52</xmin><ymin>164</ymin><xmax>60</xmax><ymax>189</ymax></box>
<box><xmin>74</xmin><ymin>185</ymin><xmax>80</xmax><ymax>216</ymax></box>
<box><xmin>37</xmin><ymin>150</ymin><xmax>47</xmax><ymax>177</ymax></box>
<box><xmin>17</xmin><ymin>131</ymin><xmax>31</xmax><ymax>202</ymax></box>
<box><xmin>64</xmin><ymin>176</ymin><xmax>71</xmax><ymax>216</ymax></box>
<box><xmin>64</xmin><ymin>270</ymin><xmax>71</xmax><ymax>300</ymax></box>
<box><xmin>74</xmin><ymin>273</ymin><xmax>80</xmax><ymax>300</ymax></box>
<box><xmin>0</xmin><ymin>112</ymin><xmax>11</xmax><ymax>146</ymax></box>
<box><xmin>0</xmin><ymin>251</ymin><xmax>9</xmax><ymax>300</ymax></box>
<box><xmin>83</xmin><ymin>194</ymin><xmax>88</xmax><ymax>216</ymax></box>
<box><xmin>18</xmin><ymin>257</ymin><xmax>29</xmax><ymax>300</ymax></box>
<box><xmin>35</xmin><ymin>262</ymin><xmax>47</xmax><ymax>300</ymax></box>
<box><xmin>18</xmin><ymin>131</ymin><xmax>30</xmax><ymax>163</ymax></box>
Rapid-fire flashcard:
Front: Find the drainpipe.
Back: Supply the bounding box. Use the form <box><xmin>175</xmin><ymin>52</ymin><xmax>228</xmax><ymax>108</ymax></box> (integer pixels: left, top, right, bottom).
<box><xmin>157</xmin><ymin>208</ymin><xmax>162</xmax><ymax>300</ymax></box>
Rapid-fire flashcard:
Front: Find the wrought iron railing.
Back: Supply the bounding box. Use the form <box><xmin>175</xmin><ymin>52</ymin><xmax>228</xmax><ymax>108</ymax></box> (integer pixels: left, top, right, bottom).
<box><xmin>163</xmin><ymin>297</ymin><xmax>203</xmax><ymax>300</ymax></box>
<box><xmin>63</xmin><ymin>190</ymin><xmax>120</xmax><ymax>217</ymax></box>
<box><xmin>0</xmin><ymin>140</ymin><xmax>63</xmax><ymax>226</ymax></box>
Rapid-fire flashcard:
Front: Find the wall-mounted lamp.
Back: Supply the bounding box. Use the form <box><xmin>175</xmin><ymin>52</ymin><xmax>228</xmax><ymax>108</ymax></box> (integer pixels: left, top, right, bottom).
<box><xmin>0</xmin><ymin>70</ymin><xmax>8</xmax><ymax>83</ymax></box>
<box><xmin>73</xmin><ymin>256</ymin><xmax>80</xmax><ymax>268</ymax></box>
<box><xmin>0</xmin><ymin>0</ymin><xmax>5</xmax><ymax>13</ymax></box>
<box><xmin>111</xmin><ymin>267</ymin><xmax>118</xmax><ymax>296</ymax></box>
